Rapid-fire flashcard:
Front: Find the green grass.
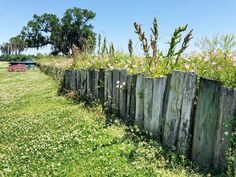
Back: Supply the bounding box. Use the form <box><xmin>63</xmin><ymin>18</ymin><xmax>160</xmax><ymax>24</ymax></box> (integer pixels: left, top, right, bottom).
<box><xmin>0</xmin><ymin>62</ymin><xmax>204</xmax><ymax>176</ymax></box>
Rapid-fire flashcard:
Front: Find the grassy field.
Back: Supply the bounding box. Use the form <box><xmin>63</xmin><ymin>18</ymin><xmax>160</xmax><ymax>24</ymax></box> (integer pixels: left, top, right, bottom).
<box><xmin>0</xmin><ymin>62</ymin><xmax>205</xmax><ymax>176</ymax></box>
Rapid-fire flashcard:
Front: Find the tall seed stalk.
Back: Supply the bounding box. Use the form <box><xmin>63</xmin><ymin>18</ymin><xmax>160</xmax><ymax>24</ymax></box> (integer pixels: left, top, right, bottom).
<box><xmin>98</xmin><ymin>34</ymin><xmax>101</xmax><ymax>55</ymax></box>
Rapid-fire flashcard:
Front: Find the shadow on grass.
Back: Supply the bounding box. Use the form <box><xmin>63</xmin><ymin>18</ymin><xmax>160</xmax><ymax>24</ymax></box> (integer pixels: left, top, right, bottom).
<box><xmin>58</xmin><ymin>89</ymin><xmax>228</xmax><ymax>177</ymax></box>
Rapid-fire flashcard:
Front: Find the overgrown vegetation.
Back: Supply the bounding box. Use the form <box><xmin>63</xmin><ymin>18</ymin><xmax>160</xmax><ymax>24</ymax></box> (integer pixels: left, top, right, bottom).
<box><xmin>0</xmin><ymin>63</ymin><xmax>204</xmax><ymax>176</ymax></box>
<box><xmin>38</xmin><ymin>17</ymin><xmax>236</xmax><ymax>88</ymax></box>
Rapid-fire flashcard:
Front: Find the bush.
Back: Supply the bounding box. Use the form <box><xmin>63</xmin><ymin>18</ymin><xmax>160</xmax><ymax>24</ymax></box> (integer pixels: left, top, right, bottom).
<box><xmin>0</xmin><ymin>54</ymin><xmax>37</xmax><ymax>61</ymax></box>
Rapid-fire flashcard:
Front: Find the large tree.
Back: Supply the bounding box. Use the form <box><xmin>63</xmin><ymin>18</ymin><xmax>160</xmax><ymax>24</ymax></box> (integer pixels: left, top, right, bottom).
<box><xmin>21</xmin><ymin>7</ymin><xmax>96</xmax><ymax>55</ymax></box>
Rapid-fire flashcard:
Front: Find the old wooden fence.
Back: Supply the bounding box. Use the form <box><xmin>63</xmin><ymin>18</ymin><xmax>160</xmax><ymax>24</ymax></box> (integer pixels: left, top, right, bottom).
<box><xmin>39</xmin><ymin>65</ymin><xmax>236</xmax><ymax>172</ymax></box>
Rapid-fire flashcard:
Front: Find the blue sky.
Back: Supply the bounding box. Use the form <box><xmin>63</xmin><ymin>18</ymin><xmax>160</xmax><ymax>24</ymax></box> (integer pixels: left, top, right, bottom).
<box><xmin>0</xmin><ymin>0</ymin><xmax>236</xmax><ymax>54</ymax></box>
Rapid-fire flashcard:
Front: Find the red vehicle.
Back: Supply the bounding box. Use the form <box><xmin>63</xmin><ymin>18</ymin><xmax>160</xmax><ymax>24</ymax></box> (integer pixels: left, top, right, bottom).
<box><xmin>8</xmin><ymin>64</ymin><xmax>26</xmax><ymax>72</ymax></box>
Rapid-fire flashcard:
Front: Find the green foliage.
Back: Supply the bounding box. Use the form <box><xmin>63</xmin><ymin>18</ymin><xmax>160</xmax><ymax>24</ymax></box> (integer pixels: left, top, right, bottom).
<box><xmin>20</xmin><ymin>7</ymin><xmax>96</xmax><ymax>55</ymax></box>
<box><xmin>0</xmin><ymin>54</ymin><xmax>37</xmax><ymax>61</ymax></box>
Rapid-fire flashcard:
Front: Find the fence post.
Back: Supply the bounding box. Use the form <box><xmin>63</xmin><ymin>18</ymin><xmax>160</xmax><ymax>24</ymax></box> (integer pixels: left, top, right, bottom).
<box><xmin>75</xmin><ymin>70</ymin><xmax>81</xmax><ymax>92</ymax></box>
<box><xmin>130</xmin><ymin>75</ymin><xmax>137</xmax><ymax>124</ymax></box>
<box><xmin>94</xmin><ymin>70</ymin><xmax>99</xmax><ymax>98</ymax></box>
<box><xmin>112</xmin><ymin>69</ymin><xmax>120</xmax><ymax>112</ymax></box>
<box><xmin>150</xmin><ymin>77</ymin><xmax>167</xmax><ymax>138</ymax></box>
<box><xmin>213</xmin><ymin>87</ymin><xmax>236</xmax><ymax>171</ymax></box>
<box><xmin>107</xmin><ymin>70</ymin><xmax>113</xmax><ymax>110</ymax></box>
<box><xmin>119</xmin><ymin>69</ymin><xmax>127</xmax><ymax>119</ymax></box>
<box><xmin>80</xmin><ymin>70</ymin><xmax>87</xmax><ymax>96</ymax></box>
<box><xmin>126</xmin><ymin>75</ymin><xmax>132</xmax><ymax>122</ymax></box>
<box><xmin>135</xmin><ymin>73</ymin><xmax>144</xmax><ymax>129</ymax></box>
<box><xmin>64</xmin><ymin>70</ymin><xmax>69</xmax><ymax>90</ymax></box>
<box><xmin>71</xmin><ymin>70</ymin><xmax>76</xmax><ymax>91</ymax></box>
<box><xmin>98</xmin><ymin>69</ymin><xmax>105</xmax><ymax>102</ymax></box>
<box><xmin>163</xmin><ymin>71</ymin><xmax>197</xmax><ymax>156</ymax></box>
<box><xmin>144</xmin><ymin>77</ymin><xmax>153</xmax><ymax>132</ymax></box>
<box><xmin>192</xmin><ymin>78</ymin><xmax>221</xmax><ymax>169</ymax></box>
<box><xmin>86</xmin><ymin>70</ymin><xmax>91</xmax><ymax>97</ymax></box>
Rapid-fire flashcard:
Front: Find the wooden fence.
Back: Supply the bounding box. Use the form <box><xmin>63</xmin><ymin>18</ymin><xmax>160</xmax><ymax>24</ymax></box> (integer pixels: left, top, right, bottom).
<box><xmin>39</xmin><ymin>65</ymin><xmax>236</xmax><ymax>172</ymax></box>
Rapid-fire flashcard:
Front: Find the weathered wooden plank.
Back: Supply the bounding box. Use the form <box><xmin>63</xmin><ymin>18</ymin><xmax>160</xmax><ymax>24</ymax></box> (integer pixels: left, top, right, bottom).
<box><xmin>176</xmin><ymin>72</ymin><xmax>197</xmax><ymax>155</ymax></box>
<box><xmin>89</xmin><ymin>69</ymin><xmax>94</xmax><ymax>98</ymax></box>
<box><xmin>119</xmin><ymin>69</ymin><xmax>127</xmax><ymax>119</ymax></box>
<box><xmin>86</xmin><ymin>69</ymin><xmax>91</xmax><ymax>97</ymax></box>
<box><xmin>135</xmin><ymin>73</ymin><xmax>144</xmax><ymax>129</ymax></box>
<box><xmin>80</xmin><ymin>70</ymin><xmax>87</xmax><ymax>96</ymax></box>
<box><xmin>150</xmin><ymin>77</ymin><xmax>167</xmax><ymax>138</ymax></box>
<box><xmin>107</xmin><ymin>70</ymin><xmax>113</xmax><ymax>110</ymax></box>
<box><xmin>213</xmin><ymin>87</ymin><xmax>236</xmax><ymax>171</ymax></box>
<box><xmin>144</xmin><ymin>77</ymin><xmax>153</xmax><ymax>132</ymax></box>
<box><xmin>73</xmin><ymin>70</ymin><xmax>78</xmax><ymax>91</ymax></box>
<box><xmin>130</xmin><ymin>75</ymin><xmax>137</xmax><ymax>124</ymax></box>
<box><xmin>75</xmin><ymin>70</ymin><xmax>81</xmax><ymax>91</ymax></box>
<box><xmin>68</xmin><ymin>70</ymin><xmax>73</xmax><ymax>90</ymax></box>
<box><xmin>94</xmin><ymin>70</ymin><xmax>99</xmax><ymax>98</ymax></box>
<box><xmin>64</xmin><ymin>70</ymin><xmax>70</xmax><ymax>90</ymax></box>
<box><xmin>104</xmin><ymin>70</ymin><xmax>109</xmax><ymax>102</ymax></box>
<box><xmin>162</xmin><ymin>71</ymin><xmax>197</xmax><ymax>156</ymax></box>
<box><xmin>71</xmin><ymin>70</ymin><xmax>76</xmax><ymax>91</ymax></box>
<box><xmin>126</xmin><ymin>75</ymin><xmax>132</xmax><ymax>122</ymax></box>
<box><xmin>192</xmin><ymin>78</ymin><xmax>221</xmax><ymax>169</ymax></box>
<box><xmin>112</xmin><ymin>69</ymin><xmax>120</xmax><ymax>111</ymax></box>
<box><xmin>98</xmin><ymin>69</ymin><xmax>105</xmax><ymax>102</ymax></box>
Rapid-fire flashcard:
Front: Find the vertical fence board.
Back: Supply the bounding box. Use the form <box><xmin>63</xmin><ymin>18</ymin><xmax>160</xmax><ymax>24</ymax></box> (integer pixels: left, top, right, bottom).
<box><xmin>119</xmin><ymin>69</ymin><xmax>127</xmax><ymax>119</ymax></box>
<box><xmin>192</xmin><ymin>78</ymin><xmax>221</xmax><ymax>169</ymax></box>
<box><xmin>107</xmin><ymin>70</ymin><xmax>113</xmax><ymax>110</ymax></box>
<box><xmin>150</xmin><ymin>77</ymin><xmax>167</xmax><ymax>137</ymax></box>
<box><xmin>126</xmin><ymin>75</ymin><xmax>132</xmax><ymax>122</ymax></box>
<box><xmin>176</xmin><ymin>72</ymin><xmax>197</xmax><ymax>155</ymax></box>
<box><xmin>98</xmin><ymin>69</ymin><xmax>105</xmax><ymax>102</ymax></box>
<box><xmin>213</xmin><ymin>87</ymin><xmax>236</xmax><ymax>170</ymax></box>
<box><xmin>162</xmin><ymin>71</ymin><xmax>184</xmax><ymax>148</ymax></box>
<box><xmin>135</xmin><ymin>73</ymin><xmax>144</xmax><ymax>129</ymax></box>
<box><xmin>112</xmin><ymin>69</ymin><xmax>120</xmax><ymax>111</ymax></box>
<box><xmin>68</xmin><ymin>70</ymin><xmax>74</xmax><ymax>91</ymax></box>
<box><xmin>130</xmin><ymin>75</ymin><xmax>137</xmax><ymax>123</ymax></box>
<box><xmin>72</xmin><ymin>70</ymin><xmax>77</xmax><ymax>91</ymax></box>
<box><xmin>94</xmin><ymin>70</ymin><xmax>99</xmax><ymax>98</ymax></box>
<box><xmin>163</xmin><ymin>71</ymin><xmax>197</xmax><ymax>156</ymax></box>
<box><xmin>86</xmin><ymin>70</ymin><xmax>91</xmax><ymax>97</ymax></box>
<box><xmin>73</xmin><ymin>70</ymin><xmax>77</xmax><ymax>91</ymax></box>
<box><xmin>104</xmin><ymin>70</ymin><xmax>109</xmax><ymax>102</ymax></box>
<box><xmin>89</xmin><ymin>70</ymin><xmax>95</xmax><ymax>98</ymax></box>
<box><xmin>65</xmin><ymin>70</ymin><xmax>70</xmax><ymax>90</ymax></box>
<box><xmin>75</xmin><ymin>70</ymin><xmax>81</xmax><ymax>91</ymax></box>
<box><xmin>80</xmin><ymin>70</ymin><xmax>87</xmax><ymax>96</ymax></box>
<box><xmin>144</xmin><ymin>78</ymin><xmax>153</xmax><ymax>132</ymax></box>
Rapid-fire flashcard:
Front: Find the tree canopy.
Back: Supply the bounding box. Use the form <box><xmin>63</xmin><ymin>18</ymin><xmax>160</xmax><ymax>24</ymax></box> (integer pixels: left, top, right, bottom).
<box><xmin>1</xmin><ymin>7</ymin><xmax>96</xmax><ymax>56</ymax></box>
